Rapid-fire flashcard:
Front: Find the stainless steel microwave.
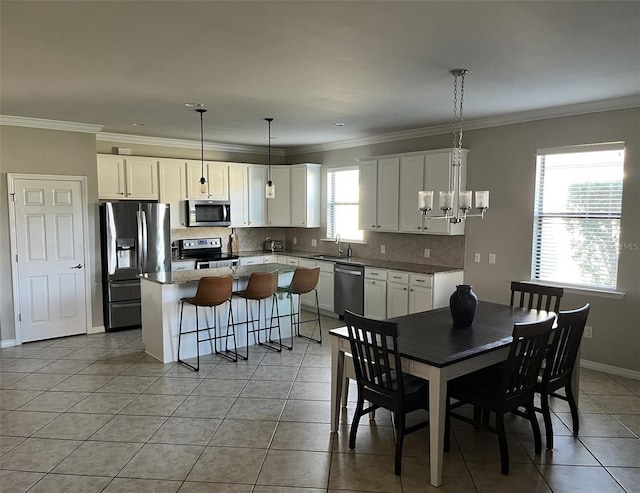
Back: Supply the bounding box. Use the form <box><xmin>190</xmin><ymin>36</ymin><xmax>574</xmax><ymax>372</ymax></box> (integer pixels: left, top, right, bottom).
<box><xmin>184</xmin><ymin>200</ymin><xmax>231</xmax><ymax>227</ymax></box>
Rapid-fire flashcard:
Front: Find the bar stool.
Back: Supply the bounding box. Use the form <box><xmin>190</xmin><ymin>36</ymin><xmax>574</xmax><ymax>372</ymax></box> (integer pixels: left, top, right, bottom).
<box><xmin>233</xmin><ymin>271</ymin><xmax>285</xmax><ymax>359</ymax></box>
<box><xmin>277</xmin><ymin>267</ymin><xmax>322</xmax><ymax>344</ymax></box>
<box><xmin>177</xmin><ymin>275</ymin><xmax>238</xmax><ymax>370</ymax></box>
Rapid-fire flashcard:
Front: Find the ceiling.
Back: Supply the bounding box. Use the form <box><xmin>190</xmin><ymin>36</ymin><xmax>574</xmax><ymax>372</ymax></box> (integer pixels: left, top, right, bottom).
<box><xmin>1</xmin><ymin>1</ymin><xmax>639</xmax><ymax>150</ymax></box>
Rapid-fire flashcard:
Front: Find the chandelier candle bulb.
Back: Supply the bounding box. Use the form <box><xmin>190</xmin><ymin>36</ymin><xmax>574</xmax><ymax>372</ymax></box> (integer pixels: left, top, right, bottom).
<box><xmin>419</xmin><ymin>191</ymin><xmax>433</xmax><ymax>211</ymax></box>
<box><xmin>459</xmin><ymin>191</ymin><xmax>472</xmax><ymax>210</ymax></box>
<box><xmin>440</xmin><ymin>191</ymin><xmax>454</xmax><ymax>211</ymax></box>
<box><xmin>475</xmin><ymin>190</ymin><xmax>490</xmax><ymax>209</ymax></box>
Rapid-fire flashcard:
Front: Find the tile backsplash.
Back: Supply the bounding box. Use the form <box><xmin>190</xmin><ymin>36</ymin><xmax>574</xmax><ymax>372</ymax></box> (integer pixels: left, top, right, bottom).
<box><xmin>173</xmin><ymin>227</ymin><xmax>464</xmax><ymax>269</ymax></box>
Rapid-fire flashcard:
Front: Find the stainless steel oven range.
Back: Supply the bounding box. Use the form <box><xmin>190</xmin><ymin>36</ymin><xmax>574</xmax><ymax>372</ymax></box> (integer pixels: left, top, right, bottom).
<box><xmin>178</xmin><ymin>237</ymin><xmax>239</xmax><ymax>268</ymax></box>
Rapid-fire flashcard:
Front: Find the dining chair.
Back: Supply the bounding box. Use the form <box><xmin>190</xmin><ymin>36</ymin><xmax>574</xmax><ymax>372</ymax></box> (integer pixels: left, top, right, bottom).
<box><xmin>177</xmin><ymin>275</ymin><xmax>237</xmax><ymax>370</ymax></box>
<box><xmin>277</xmin><ymin>266</ymin><xmax>322</xmax><ymax>344</ymax></box>
<box><xmin>344</xmin><ymin>310</ymin><xmax>430</xmax><ymax>475</ymax></box>
<box><xmin>445</xmin><ymin>314</ymin><xmax>555</xmax><ymax>475</ymax></box>
<box><xmin>510</xmin><ymin>281</ymin><xmax>564</xmax><ymax>313</ymax></box>
<box><xmin>536</xmin><ymin>303</ymin><xmax>591</xmax><ymax>449</ymax></box>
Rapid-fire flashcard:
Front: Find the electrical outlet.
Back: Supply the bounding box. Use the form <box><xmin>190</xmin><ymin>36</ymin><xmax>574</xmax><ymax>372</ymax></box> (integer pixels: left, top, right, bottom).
<box><xmin>311</xmin><ymin>239</ymin><xmax>317</xmax><ymax>247</ymax></box>
<box><xmin>292</xmin><ymin>237</ymin><xmax>297</xmax><ymax>245</ymax></box>
<box><xmin>489</xmin><ymin>253</ymin><xmax>496</xmax><ymax>264</ymax></box>
<box><xmin>380</xmin><ymin>244</ymin><xmax>386</xmax><ymax>254</ymax></box>
<box><xmin>474</xmin><ymin>253</ymin><xmax>481</xmax><ymax>263</ymax></box>
<box><xmin>584</xmin><ymin>326</ymin><xmax>593</xmax><ymax>338</ymax></box>
<box><xmin>424</xmin><ymin>248</ymin><xmax>430</xmax><ymax>258</ymax></box>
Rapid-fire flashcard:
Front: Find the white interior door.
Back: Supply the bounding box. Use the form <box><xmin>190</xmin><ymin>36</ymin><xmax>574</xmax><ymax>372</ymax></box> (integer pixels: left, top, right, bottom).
<box><xmin>12</xmin><ymin>177</ymin><xmax>88</xmax><ymax>342</ymax></box>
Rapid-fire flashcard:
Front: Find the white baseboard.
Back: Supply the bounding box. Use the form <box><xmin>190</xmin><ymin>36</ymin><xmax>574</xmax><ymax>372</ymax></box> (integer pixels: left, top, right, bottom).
<box><xmin>1</xmin><ymin>339</ymin><xmax>17</xmax><ymax>348</ymax></box>
<box><xmin>581</xmin><ymin>359</ymin><xmax>640</xmax><ymax>381</ymax></box>
<box><xmin>88</xmin><ymin>325</ymin><xmax>105</xmax><ymax>335</ymax></box>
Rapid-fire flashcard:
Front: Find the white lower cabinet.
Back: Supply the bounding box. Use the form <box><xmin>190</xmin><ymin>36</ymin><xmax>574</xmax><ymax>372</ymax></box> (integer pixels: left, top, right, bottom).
<box><xmin>298</xmin><ymin>258</ymin><xmax>317</xmax><ymax>307</ymax></box>
<box><xmin>386</xmin><ymin>271</ymin><xmax>410</xmax><ymax>318</ymax></box>
<box><xmin>408</xmin><ymin>273</ymin><xmax>433</xmax><ymax>313</ymax></box>
<box><xmin>364</xmin><ymin>267</ymin><xmax>387</xmax><ymax>320</ymax></box>
<box><xmin>316</xmin><ymin>261</ymin><xmax>334</xmax><ymax>313</ymax></box>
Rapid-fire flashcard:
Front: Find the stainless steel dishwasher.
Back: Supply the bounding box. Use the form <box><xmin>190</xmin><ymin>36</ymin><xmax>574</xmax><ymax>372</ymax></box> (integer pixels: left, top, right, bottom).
<box><xmin>334</xmin><ymin>263</ymin><xmax>364</xmax><ymax>318</ymax></box>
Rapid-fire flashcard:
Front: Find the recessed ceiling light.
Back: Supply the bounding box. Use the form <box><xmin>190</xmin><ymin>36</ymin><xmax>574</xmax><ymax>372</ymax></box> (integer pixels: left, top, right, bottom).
<box><xmin>184</xmin><ymin>103</ymin><xmax>205</xmax><ymax>108</ymax></box>
<box><xmin>131</xmin><ymin>123</ymin><xmax>145</xmax><ymax>126</ymax></box>
<box><xmin>332</xmin><ymin>122</ymin><xmax>345</xmax><ymax>127</ymax></box>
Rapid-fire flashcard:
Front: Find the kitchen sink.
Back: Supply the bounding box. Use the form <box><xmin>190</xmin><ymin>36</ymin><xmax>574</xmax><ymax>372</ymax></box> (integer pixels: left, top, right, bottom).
<box><xmin>311</xmin><ymin>254</ymin><xmax>358</xmax><ymax>263</ymax></box>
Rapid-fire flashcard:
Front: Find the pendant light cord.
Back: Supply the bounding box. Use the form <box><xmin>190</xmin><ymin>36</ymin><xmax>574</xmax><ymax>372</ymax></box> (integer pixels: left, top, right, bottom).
<box><xmin>265</xmin><ymin>117</ymin><xmax>273</xmax><ymax>186</ymax></box>
<box><xmin>197</xmin><ymin>108</ymin><xmax>207</xmax><ymax>184</ymax></box>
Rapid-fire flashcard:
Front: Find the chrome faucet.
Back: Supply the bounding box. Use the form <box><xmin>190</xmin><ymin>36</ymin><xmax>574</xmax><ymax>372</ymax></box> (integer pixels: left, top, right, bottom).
<box><xmin>335</xmin><ymin>233</ymin><xmax>344</xmax><ymax>257</ymax></box>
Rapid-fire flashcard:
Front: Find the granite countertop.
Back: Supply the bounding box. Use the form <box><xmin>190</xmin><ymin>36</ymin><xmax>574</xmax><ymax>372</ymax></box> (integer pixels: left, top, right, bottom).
<box><xmin>234</xmin><ymin>249</ymin><xmax>461</xmax><ymax>275</ymax></box>
<box><xmin>141</xmin><ymin>263</ymin><xmax>297</xmax><ymax>285</ymax></box>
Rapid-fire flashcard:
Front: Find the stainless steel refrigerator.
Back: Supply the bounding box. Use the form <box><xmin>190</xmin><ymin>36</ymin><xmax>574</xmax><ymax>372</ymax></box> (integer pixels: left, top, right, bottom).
<box><xmin>99</xmin><ymin>202</ymin><xmax>171</xmax><ymax>331</ymax></box>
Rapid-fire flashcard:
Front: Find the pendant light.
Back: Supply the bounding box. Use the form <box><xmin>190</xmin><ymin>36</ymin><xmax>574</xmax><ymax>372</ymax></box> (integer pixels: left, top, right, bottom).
<box><xmin>196</xmin><ymin>108</ymin><xmax>207</xmax><ymax>195</ymax></box>
<box><xmin>265</xmin><ymin>117</ymin><xmax>275</xmax><ymax>199</ymax></box>
<box><xmin>418</xmin><ymin>69</ymin><xmax>489</xmax><ymax>225</ymax></box>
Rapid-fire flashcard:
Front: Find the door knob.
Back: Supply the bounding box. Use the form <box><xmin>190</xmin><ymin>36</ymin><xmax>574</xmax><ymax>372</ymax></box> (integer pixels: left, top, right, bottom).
<box><xmin>70</xmin><ymin>264</ymin><xmax>83</xmax><ymax>269</ymax></box>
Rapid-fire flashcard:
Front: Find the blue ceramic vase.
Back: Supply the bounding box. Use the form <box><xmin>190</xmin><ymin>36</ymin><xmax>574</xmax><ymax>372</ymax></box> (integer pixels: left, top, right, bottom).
<box><xmin>449</xmin><ymin>284</ymin><xmax>478</xmax><ymax>328</ymax></box>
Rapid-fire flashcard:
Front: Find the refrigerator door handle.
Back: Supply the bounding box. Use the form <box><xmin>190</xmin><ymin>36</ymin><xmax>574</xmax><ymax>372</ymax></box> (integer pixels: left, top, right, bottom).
<box><xmin>106</xmin><ymin>203</ymin><xmax>117</xmax><ymax>275</ymax></box>
<box><xmin>136</xmin><ymin>210</ymin><xmax>145</xmax><ymax>275</ymax></box>
<box><xmin>141</xmin><ymin>210</ymin><xmax>148</xmax><ymax>273</ymax></box>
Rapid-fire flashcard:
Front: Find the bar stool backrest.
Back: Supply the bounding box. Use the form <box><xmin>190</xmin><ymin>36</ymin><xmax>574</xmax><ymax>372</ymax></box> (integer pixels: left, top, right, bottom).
<box><xmin>192</xmin><ymin>275</ymin><xmax>233</xmax><ymax>306</ymax></box>
<box><xmin>291</xmin><ymin>267</ymin><xmax>320</xmax><ymax>295</ymax></box>
<box><xmin>244</xmin><ymin>271</ymin><xmax>278</xmax><ymax>300</ymax></box>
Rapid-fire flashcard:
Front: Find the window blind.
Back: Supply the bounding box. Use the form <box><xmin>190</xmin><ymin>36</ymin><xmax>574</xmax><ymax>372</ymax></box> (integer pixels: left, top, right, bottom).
<box><xmin>326</xmin><ymin>167</ymin><xmax>362</xmax><ymax>241</ymax></box>
<box><xmin>532</xmin><ymin>145</ymin><xmax>624</xmax><ymax>290</ymax></box>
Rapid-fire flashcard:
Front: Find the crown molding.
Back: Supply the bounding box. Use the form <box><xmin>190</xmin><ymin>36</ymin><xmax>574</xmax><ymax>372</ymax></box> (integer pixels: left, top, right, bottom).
<box><xmin>285</xmin><ymin>95</ymin><xmax>640</xmax><ymax>155</ymax></box>
<box><xmin>3</xmin><ymin>95</ymin><xmax>638</xmax><ymax>156</ymax></box>
<box><xmin>96</xmin><ymin>132</ymin><xmax>286</xmax><ymax>157</ymax></box>
<box><xmin>0</xmin><ymin>115</ymin><xmax>103</xmax><ymax>134</ymax></box>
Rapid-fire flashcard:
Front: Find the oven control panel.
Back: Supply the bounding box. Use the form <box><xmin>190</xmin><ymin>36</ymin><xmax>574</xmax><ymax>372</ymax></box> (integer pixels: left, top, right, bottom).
<box><xmin>180</xmin><ymin>237</ymin><xmax>222</xmax><ymax>250</ymax></box>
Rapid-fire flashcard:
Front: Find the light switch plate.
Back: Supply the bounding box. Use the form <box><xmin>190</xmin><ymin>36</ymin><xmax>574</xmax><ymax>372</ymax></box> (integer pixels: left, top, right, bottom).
<box><xmin>292</xmin><ymin>237</ymin><xmax>297</xmax><ymax>245</ymax></box>
<box><xmin>489</xmin><ymin>253</ymin><xmax>496</xmax><ymax>264</ymax></box>
<box><xmin>311</xmin><ymin>239</ymin><xmax>317</xmax><ymax>247</ymax></box>
<box><xmin>474</xmin><ymin>253</ymin><xmax>481</xmax><ymax>263</ymax></box>
<box><xmin>424</xmin><ymin>248</ymin><xmax>430</xmax><ymax>258</ymax></box>
<box><xmin>380</xmin><ymin>244</ymin><xmax>386</xmax><ymax>254</ymax></box>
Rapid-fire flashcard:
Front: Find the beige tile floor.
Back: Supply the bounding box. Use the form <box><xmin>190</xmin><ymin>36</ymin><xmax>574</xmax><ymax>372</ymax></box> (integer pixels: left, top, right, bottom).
<box><xmin>1</xmin><ymin>314</ymin><xmax>639</xmax><ymax>492</ymax></box>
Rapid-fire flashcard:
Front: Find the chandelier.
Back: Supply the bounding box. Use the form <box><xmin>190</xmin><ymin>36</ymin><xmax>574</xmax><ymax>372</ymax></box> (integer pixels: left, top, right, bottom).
<box><xmin>418</xmin><ymin>69</ymin><xmax>489</xmax><ymax>225</ymax></box>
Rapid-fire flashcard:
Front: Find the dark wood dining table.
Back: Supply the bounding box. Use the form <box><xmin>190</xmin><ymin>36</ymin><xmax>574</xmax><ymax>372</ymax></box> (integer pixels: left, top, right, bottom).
<box><xmin>329</xmin><ymin>301</ymin><xmax>562</xmax><ymax>487</ymax></box>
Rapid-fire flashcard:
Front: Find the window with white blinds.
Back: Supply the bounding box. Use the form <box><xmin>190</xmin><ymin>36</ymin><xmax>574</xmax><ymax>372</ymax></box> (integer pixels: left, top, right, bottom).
<box><xmin>532</xmin><ymin>143</ymin><xmax>624</xmax><ymax>290</ymax></box>
<box><xmin>326</xmin><ymin>167</ymin><xmax>363</xmax><ymax>241</ymax></box>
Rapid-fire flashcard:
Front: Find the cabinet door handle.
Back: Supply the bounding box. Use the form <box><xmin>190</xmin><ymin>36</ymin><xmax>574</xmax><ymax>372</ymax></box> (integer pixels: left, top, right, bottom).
<box><xmin>403</xmin><ymin>287</ymin><xmax>407</xmax><ymax>291</ymax></box>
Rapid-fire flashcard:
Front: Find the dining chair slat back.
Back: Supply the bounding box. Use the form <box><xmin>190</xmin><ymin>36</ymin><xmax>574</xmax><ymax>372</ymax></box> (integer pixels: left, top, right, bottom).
<box><xmin>510</xmin><ymin>281</ymin><xmax>564</xmax><ymax>312</ymax></box>
<box><xmin>537</xmin><ymin>303</ymin><xmax>591</xmax><ymax>449</ymax></box>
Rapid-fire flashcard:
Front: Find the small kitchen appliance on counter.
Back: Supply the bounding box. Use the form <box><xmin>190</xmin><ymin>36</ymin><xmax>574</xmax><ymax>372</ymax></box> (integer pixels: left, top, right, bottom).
<box><xmin>263</xmin><ymin>239</ymin><xmax>284</xmax><ymax>252</ymax></box>
<box><xmin>179</xmin><ymin>237</ymin><xmax>239</xmax><ymax>269</ymax></box>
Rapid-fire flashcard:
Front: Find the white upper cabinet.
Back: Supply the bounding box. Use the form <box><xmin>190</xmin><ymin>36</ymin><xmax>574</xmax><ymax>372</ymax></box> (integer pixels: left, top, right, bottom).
<box><xmin>267</xmin><ymin>166</ymin><xmax>291</xmax><ymax>226</ymax></box>
<box><xmin>248</xmin><ymin>165</ymin><xmax>268</xmax><ymax>227</ymax></box>
<box><xmin>158</xmin><ymin>158</ymin><xmax>187</xmax><ymax>229</ymax></box>
<box><xmin>358</xmin><ymin>160</ymin><xmax>378</xmax><ymax>231</ymax></box>
<box><xmin>228</xmin><ymin>164</ymin><xmax>249</xmax><ymax>227</ymax></box>
<box><xmin>421</xmin><ymin>150</ymin><xmax>466</xmax><ymax>235</ymax></box>
<box><xmin>362</xmin><ymin>148</ymin><xmax>467</xmax><ymax>236</ymax></box>
<box><xmin>398</xmin><ymin>155</ymin><xmax>426</xmax><ymax>233</ymax></box>
<box><xmin>229</xmin><ymin>164</ymin><xmax>267</xmax><ymax>227</ymax></box>
<box><xmin>186</xmin><ymin>160</ymin><xmax>229</xmax><ymax>200</ymax></box>
<box><xmin>358</xmin><ymin>158</ymin><xmax>399</xmax><ymax>231</ymax></box>
<box><xmin>97</xmin><ymin>155</ymin><xmax>158</xmax><ymax>200</ymax></box>
<box><xmin>290</xmin><ymin>163</ymin><xmax>321</xmax><ymax>228</ymax></box>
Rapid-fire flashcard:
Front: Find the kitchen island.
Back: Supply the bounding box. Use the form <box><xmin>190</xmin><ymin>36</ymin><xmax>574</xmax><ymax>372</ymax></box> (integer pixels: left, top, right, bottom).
<box><xmin>140</xmin><ymin>263</ymin><xmax>297</xmax><ymax>363</ymax></box>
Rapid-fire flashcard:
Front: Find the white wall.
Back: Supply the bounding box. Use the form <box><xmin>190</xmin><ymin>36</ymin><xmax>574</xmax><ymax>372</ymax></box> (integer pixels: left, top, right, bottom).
<box><xmin>0</xmin><ymin>126</ymin><xmax>100</xmax><ymax>342</ymax></box>
<box><xmin>289</xmin><ymin>108</ymin><xmax>640</xmax><ymax>372</ymax></box>
<box><xmin>2</xmin><ymin>108</ymin><xmax>638</xmax><ymax>373</ymax></box>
